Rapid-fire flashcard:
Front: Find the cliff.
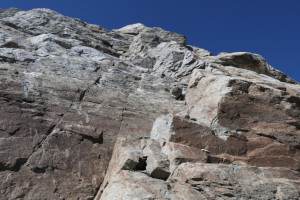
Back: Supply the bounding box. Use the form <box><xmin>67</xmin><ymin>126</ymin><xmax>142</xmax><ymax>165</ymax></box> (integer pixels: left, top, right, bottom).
<box><xmin>0</xmin><ymin>8</ymin><xmax>299</xmax><ymax>200</ymax></box>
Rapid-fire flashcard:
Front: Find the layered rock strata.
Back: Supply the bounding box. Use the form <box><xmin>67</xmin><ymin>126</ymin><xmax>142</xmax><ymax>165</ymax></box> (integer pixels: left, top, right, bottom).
<box><xmin>0</xmin><ymin>8</ymin><xmax>299</xmax><ymax>200</ymax></box>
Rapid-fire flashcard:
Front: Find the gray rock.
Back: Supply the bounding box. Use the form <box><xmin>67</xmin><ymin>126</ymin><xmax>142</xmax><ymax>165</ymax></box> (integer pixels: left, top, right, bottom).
<box><xmin>171</xmin><ymin>163</ymin><xmax>300</xmax><ymax>200</ymax></box>
<box><xmin>0</xmin><ymin>8</ymin><xmax>21</xmax><ymax>19</ymax></box>
<box><xmin>142</xmin><ymin>139</ymin><xmax>170</xmax><ymax>180</ymax></box>
<box><xmin>0</xmin><ymin>8</ymin><xmax>299</xmax><ymax>200</ymax></box>
<box><xmin>150</xmin><ymin>114</ymin><xmax>175</xmax><ymax>141</ymax></box>
<box><xmin>205</xmin><ymin>52</ymin><xmax>297</xmax><ymax>84</ymax></box>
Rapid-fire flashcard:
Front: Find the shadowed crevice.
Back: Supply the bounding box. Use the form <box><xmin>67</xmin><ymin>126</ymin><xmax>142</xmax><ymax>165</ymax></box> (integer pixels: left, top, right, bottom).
<box><xmin>0</xmin><ymin>158</ymin><xmax>27</xmax><ymax>172</ymax></box>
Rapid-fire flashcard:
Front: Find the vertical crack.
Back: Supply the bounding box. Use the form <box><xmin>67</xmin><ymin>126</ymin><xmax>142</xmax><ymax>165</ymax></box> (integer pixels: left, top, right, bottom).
<box><xmin>24</xmin><ymin>73</ymin><xmax>101</xmax><ymax>170</ymax></box>
<box><xmin>79</xmin><ymin>90</ymin><xmax>86</xmax><ymax>101</ymax></box>
<box><xmin>93</xmin><ymin>96</ymin><xmax>130</xmax><ymax>199</ymax></box>
<box><xmin>117</xmin><ymin>107</ymin><xmax>126</xmax><ymax>137</ymax></box>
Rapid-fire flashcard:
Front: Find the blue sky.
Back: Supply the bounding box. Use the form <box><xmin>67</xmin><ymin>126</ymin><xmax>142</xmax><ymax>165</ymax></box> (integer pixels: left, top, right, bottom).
<box><xmin>1</xmin><ymin>0</ymin><xmax>300</xmax><ymax>82</ymax></box>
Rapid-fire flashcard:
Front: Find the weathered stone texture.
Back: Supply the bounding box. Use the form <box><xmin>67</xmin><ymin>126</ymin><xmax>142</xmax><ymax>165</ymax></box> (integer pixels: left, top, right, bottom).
<box><xmin>0</xmin><ymin>8</ymin><xmax>299</xmax><ymax>200</ymax></box>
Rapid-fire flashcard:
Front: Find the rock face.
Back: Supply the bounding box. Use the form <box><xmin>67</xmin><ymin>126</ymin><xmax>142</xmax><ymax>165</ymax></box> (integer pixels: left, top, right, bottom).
<box><xmin>0</xmin><ymin>8</ymin><xmax>299</xmax><ymax>200</ymax></box>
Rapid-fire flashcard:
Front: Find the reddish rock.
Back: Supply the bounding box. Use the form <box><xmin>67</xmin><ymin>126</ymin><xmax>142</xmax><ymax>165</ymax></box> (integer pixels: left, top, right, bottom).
<box><xmin>0</xmin><ymin>8</ymin><xmax>299</xmax><ymax>200</ymax></box>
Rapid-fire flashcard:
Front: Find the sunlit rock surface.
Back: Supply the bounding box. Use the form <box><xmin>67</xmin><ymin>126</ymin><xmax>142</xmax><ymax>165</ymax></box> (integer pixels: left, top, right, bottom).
<box><xmin>0</xmin><ymin>8</ymin><xmax>299</xmax><ymax>200</ymax></box>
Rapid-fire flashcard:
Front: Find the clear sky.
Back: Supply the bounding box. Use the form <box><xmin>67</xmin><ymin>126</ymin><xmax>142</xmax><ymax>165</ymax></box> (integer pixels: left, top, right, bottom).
<box><xmin>1</xmin><ymin>0</ymin><xmax>300</xmax><ymax>82</ymax></box>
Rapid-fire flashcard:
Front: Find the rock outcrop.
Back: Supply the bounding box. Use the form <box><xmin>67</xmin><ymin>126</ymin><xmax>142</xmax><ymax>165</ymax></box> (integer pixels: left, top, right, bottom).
<box><xmin>0</xmin><ymin>8</ymin><xmax>299</xmax><ymax>200</ymax></box>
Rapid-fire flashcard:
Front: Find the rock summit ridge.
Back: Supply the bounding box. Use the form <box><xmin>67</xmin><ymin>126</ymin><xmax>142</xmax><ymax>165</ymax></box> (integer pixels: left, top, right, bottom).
<box><xmin>0</xmin><ymin>8</ymin><xmax>299</xmax><ymax>200</ymax></box>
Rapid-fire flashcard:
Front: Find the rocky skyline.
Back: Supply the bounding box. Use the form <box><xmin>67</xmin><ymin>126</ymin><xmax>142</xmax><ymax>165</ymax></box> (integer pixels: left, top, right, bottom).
<box><xmin>0</xmin><ymin>8</ymin><xmax>299</xmax><ymax>200</ymax></box>
<box><xmin>1</xmin><ymin>1</ymin><xmax>300</xmax><ymax>82</ymax></box>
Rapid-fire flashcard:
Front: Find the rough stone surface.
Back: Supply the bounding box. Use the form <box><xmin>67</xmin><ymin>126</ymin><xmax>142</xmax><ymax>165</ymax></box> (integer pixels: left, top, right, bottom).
<box><xmin>0</xmin><ymin>8</ymin><xmax>299</xmax><ymax>200</ymax></box>
<box><xmin>171</xmin><ymin>163</ymin><xmax>300</xmax><ymax>200</ymax></box>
